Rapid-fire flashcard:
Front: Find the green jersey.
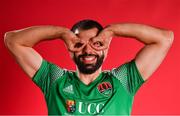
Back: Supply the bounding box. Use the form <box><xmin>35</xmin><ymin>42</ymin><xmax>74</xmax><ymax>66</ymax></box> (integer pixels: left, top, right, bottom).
<box><xmin>32</xmin><ymin>59</ymin><xmax>144</xmax><ymax>115</ymax></box>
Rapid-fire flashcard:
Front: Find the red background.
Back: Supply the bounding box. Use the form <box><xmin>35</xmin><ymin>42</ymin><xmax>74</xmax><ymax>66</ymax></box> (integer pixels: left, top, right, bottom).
<box><xmin>0</xmin><ymin>0</ymin><xmax>179</xmax><ymax>115</ymax></box>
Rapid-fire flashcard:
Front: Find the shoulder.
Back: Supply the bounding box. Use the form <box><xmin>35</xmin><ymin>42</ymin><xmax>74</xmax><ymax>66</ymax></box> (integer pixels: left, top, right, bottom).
<box><xmin>33</xmin><ymin>59</ymin><xmax>72</xmax><ymax>83</ymax></box>
<box><xmin>102</xmin><ymin>61</ymin><xmax>130</xmax><ymax>80</ymax></box>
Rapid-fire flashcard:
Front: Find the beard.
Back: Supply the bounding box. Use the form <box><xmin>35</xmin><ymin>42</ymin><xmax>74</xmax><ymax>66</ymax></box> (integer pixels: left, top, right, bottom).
<box><xmin>73</xmin><ymin>53</ymin><xmax>104</xmax><ymax>74</ymax></box>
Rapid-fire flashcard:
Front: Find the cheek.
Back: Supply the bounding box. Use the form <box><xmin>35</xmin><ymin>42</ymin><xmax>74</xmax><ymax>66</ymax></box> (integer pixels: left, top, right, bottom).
<box><xmin>104</xmin><ymin>49</ymin><xmax>108</xmax><ymax>56</ymax></box>
<box><xmin>69</xmin><ymin>52</ymin><xmax>74</xmax><ymax>59</ymax></box>
<box><xmin>101</xmin><ymin>50</ymin><xmax>108</xmax><ymax>60</ymax></box>
<box><xmin>70</xmin><ymin>51</ymin><xmax>82</xmax><ymax>59</ymax></box>
<box><xmin>97</xmin><ymin>51</ymin><xmax>105</xmax><ymax>58</ymax></box>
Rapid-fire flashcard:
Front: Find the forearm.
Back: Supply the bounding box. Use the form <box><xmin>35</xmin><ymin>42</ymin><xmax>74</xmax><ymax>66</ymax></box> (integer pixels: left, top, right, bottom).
<box><xmin>4</xmin><ymin>25</ymin><xmax>70</xmax><ymax>78</ymax></box>
<box><xmin>4</xmin><ymin>25</ymin><xmax>69</xmax><ymax>47</ymax></box>
<box><xmin>107</xmin><ymin>23</ymin><xmax>173</xmax><ymax>45</ymax></box>
<box><xmin>105</xmin><ymin>23</ymin><xmax>174</xmax><ymax>80</ymax></box>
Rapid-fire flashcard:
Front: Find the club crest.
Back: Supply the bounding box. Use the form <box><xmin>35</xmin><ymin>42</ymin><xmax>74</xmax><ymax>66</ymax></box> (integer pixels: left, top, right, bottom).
<box><xmin>97</xmin><ymin>82</ymin><xmax>112</xmax><ymax>96</ymax></box>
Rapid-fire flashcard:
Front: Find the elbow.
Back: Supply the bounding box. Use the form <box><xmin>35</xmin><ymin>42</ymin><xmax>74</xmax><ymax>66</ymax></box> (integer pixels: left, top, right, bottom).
<box><xmin>4</xmin><ymin>31</ymin><xmax>17</xmax><ymax>48</ymax></box>
<box><xmin>166</xmin><ymin>30</ymin><xmax>174</xmax><ymax>45</ymax></box>
<box><xmin>161</xmin><ymin>30</ymin><xmax>174</xmax><ymax>48</ymax></box>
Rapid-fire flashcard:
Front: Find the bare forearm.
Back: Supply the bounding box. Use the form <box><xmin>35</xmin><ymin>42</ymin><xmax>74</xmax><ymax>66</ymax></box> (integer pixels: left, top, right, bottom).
<box><xmin>104</xmin><ymin>23</ymin><xmax>174</xmax><ymax>80</ymax></box>
<box><xmin>4</xmin><ymin>25</ymin><xmax>71</xmax><ymax>78</ymax></box>
<box><xmin>4</xmin><ymin>25</ymin><xmax>69</xmax><ymax>47</ymax></box>
<box><xmin>107</xmin><ymin>23</ymin><xmax>173</xmax><ymax>45</ymax></box>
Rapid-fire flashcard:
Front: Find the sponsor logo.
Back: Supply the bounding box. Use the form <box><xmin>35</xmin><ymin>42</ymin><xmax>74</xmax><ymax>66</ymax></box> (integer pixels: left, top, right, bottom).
<box><xmin>78</xmin><ymin>101</ymin><xmax>104</xmax><ymax>114</ymax></box>
<box><xmin>97</xmin><ymin>82</ymin><xmax>112</xmax><ymax>96</ymax></box>
<box><xmin>63</xmin><ymin>85</ymin><xmax>74</xmax><ymax>94</ymax></box>
<box><xmin>66</xmin><ymin>99</ymin><xmax>76</xmax><ymax>113</ymax></box>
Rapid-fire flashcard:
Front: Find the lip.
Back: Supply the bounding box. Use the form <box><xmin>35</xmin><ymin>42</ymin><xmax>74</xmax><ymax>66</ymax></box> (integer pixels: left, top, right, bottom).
<box><xmin>81</xmin><ymin>56</ymin><xmax>96</xmax><ymax>64</ymax></box>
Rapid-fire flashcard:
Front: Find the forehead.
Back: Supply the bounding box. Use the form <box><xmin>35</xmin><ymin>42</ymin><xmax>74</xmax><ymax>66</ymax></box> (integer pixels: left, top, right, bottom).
<box><xmin>76</xmin><ymin>28</ymin><xmax>99</xmax><ymax>41</ymax></box>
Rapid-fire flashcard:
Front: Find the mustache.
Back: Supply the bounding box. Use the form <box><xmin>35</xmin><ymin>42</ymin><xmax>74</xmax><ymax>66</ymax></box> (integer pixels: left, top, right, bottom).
<box><xmin>79</xmin><ymin>53</ymin><xmax>98</xmax><ymax>58</ymax></box>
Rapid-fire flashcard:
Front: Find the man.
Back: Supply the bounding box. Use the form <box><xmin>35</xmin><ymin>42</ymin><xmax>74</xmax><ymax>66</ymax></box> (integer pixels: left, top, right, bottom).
<box><xmin>4</xmin><ymin>20</ymin><xmax>173</xmax><ymax>115</ymax></box>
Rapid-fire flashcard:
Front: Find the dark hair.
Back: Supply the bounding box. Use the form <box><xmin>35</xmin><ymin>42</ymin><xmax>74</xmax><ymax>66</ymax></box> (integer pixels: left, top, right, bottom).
<box><xmin>71</xmin><ymin>19</ymin><xmax>103</xmax><ymax>33</ymax></box>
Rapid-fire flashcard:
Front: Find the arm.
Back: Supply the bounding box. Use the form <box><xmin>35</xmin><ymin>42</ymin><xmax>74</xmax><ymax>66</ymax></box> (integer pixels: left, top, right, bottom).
<box><xmin>93</xmin><ymin>23</ymin><xmax>174</xmax><ymax>80</ymax></box>
<box><xmin>4</xmin><ymin>26</ymin><xmax>82</xmax><ymax>78</ymax></box>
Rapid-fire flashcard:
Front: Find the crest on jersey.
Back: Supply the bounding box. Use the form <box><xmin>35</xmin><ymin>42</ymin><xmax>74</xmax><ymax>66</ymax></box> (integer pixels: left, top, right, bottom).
<box><xmin>66</xmin><ymin>99</ymin><xmax>76</xmax><ymax>113</ymax></box>
<box><xmin>97</xmin><ymin>82</ymin><xmax>112</xmax><ymax>96</ymax></box>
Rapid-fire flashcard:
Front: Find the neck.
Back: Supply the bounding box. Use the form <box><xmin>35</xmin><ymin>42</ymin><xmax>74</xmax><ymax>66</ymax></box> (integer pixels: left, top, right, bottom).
<box><xmin>77</xmin><ymin>68</ymin><xmax>102</xmax><ymax>85</ymax></box>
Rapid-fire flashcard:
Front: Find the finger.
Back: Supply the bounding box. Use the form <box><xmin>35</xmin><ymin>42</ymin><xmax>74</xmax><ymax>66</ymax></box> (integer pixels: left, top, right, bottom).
<box><xmin>92</xmin><ymin>45</ymin><xmax>108</xmax><ymax>51</ymax></box>
<box><xmin>68</xmin><ymin>46</ymin><xmax>84</xmax><ymax>52</ymax></box>
<box><xmin>89</xmin><ymin>42</ymin><xmax>108</xmax><ymax>51</ymax></box>
<box><xmin>91</xmin><ymin>36</ymin><xmax>103</xmax><ymax>42</ymax></box>
<box><xmin>68</xmin><ymin>41</ymin><xmax>86</xmax><ymax>52</ymax></box>
<box><xmin>90</xmin><ymin>38</ymin><xmax>112</xmax><ymax>51</ymax></box>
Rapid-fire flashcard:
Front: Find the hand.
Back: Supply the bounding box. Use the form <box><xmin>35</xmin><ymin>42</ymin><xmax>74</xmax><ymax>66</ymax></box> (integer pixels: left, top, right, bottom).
<box><xmin>90</xmin><ymin>26</ymin><xmax>114</xmax><ymax>51</ymax></box>
<box><xmin>61</xmin><ymin>30</ymin><xmax>85</xmax><ymax>52</ymax></box>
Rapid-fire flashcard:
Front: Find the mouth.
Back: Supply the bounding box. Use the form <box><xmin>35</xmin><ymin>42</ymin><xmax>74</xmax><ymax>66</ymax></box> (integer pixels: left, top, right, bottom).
<box><xmin>80</xmin><ymin>55</ymin><xmax>97</xmax><ymax>64</ymax></box>
<box><xmin>74</xmin><ymin>52</ymin><xmax>104</xmax><ymax>74</ymax></box>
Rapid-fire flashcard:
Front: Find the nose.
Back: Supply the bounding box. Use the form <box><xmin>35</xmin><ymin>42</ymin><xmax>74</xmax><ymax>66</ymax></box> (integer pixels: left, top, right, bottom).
<box><xmin>82</xmin><ymin>43</ymin><xmax>94</xmax><ymax>54</ymax></box>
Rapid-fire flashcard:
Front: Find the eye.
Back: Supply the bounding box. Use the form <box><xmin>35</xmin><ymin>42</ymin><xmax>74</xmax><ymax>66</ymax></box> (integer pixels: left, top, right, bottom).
<box><xmin>93</xmin><ymin>41</ymin><xmax>103</xmax><ymax>47</ymax></box>
<box><xmin>74</xmin><ymin>42</ymin><xmax>83</xmax><ymax>48</ymax></box>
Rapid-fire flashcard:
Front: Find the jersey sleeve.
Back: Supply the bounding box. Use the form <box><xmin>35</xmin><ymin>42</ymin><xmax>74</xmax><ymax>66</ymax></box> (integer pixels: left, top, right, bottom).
<box><xmin>111</xmin><ymin>60</ymin><xmax>145</xmax><ymax>95</ymax></box>
<box><xmin>32</xmin><ymin>59</ymin><xmax>66</xmax><ymax>97</ymax></box>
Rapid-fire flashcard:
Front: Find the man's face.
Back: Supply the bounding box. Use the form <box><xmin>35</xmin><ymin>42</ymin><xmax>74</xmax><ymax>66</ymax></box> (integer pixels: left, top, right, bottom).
<box><xmin>70</xmin><ymin>28</ymin><xmax>108</xmax><ymax>74</ymax></box>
